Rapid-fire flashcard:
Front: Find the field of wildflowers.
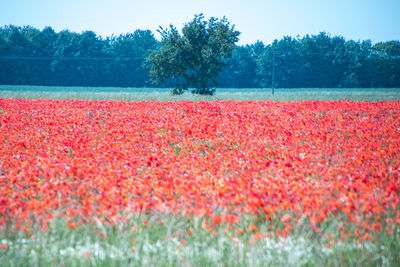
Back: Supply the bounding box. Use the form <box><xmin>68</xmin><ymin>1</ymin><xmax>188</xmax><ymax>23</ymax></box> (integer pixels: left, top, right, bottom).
<box><xmin>0</xmin><ymin>98</ymin><xmax>399</xmax><ymax>266</ymax></box>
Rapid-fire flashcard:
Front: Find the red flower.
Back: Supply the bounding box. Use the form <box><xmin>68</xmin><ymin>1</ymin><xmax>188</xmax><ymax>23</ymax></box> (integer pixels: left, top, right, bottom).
<box><xmin>0</xmin><ymin>98</ymin><xmax>398</xmax><ymax>242</ymax></box>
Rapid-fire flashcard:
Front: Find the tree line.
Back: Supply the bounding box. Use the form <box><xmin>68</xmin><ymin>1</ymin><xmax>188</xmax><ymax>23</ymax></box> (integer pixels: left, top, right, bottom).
<box><xmin>1</xmin><ymin>24</ymin><xmax>399</xmax><ymax>88</ymax></box>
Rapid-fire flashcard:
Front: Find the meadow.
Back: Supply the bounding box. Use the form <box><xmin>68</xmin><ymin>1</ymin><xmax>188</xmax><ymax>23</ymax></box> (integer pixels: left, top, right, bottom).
<box><xmin>1</xmin><ymin>85</ymin><xmax>400</xmax><ymax>101</ymax></box>
<box><xmin>0</xmin><ymin>87</ymin><xmax>400</xmax><ymax>266</ymax></box>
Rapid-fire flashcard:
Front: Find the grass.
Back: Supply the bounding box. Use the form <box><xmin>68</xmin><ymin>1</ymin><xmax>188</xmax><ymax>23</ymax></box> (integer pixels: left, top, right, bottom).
<box><xmin>1</xmin><ymin>214</ymin><xmax>399</xmax><ymax>266</ymax></box>
<box><xmin>1</xmin><ymin>85</ymin><xmax>400</xmax><ymax>101</ymax></box>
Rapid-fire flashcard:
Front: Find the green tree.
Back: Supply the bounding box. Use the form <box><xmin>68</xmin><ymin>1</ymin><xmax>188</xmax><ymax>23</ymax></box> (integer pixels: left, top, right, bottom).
<box><xmin>371</xmin><ymin>41</ymin><xmax>400</xmax><ymax>87</ymax></box>
<box><xmin>106</xmin><ymin>30</ymin><xmax>158</xmax><ymax>86</ymax></box>
<box><xmin>30</xmin><ymin>27</ymin><xmax>57</xmax><ymax>85</ymax></box>
<box><xmin>264</xmin><ymin>36</ymin><xmax>305</xmax><ymax>88</ymax></box>
<box><xmin>218</xmin><ymin>45</ymin><xmax>259</xmax><ymax>88</ymax></box>
<box><xmin>51</xmin><ymin>30</ymin><xmax>106</xmax><ymax>86</ymax></box>
<box><xmin>0</xmin><ymin>25</ymin><xmax>32</xmax><ymax>84</ymax></box>
<box><xmin>146</xmin><ymin>14</ymin><xmax>240</xmax><ymax>95</ymax></box>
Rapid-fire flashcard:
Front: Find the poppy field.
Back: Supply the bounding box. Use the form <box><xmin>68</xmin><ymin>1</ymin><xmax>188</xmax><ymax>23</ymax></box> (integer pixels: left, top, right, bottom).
<box><xmin>1</xmin><ymin>98</ymin><xmax>400</xmax><ymax>266</ymax></box>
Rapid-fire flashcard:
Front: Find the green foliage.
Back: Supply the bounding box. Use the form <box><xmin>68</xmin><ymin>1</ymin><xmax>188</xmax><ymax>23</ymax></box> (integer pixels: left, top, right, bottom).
<box><xmin>1</xmin><ymin>86</ymin><xmax>399</xmax><ymax>102</ymax></box>
<box><xmin>146</xmin><ymin>14</ymin><xmax>240</xmax><ymax>95</ymax></box>
<box><xmin>218</xmin><ymin>45</ymin><xmax>259</xmax><ymax>87</ymax></box>
<box><xmin>107</xmin><ymin>30</ymin><xmax>158</xmax><ymax>86</ymax></box>
<box><xmin>0</xmin><ymin>24</ymin><xmax>399</xmax><ymax>89</ymax></box>
<box><xmin>1</xmin><ymin>215</ymin><xmax>399</xmax><ymax>266</ymax></box>
<box><xmin>0</xmin><ymin>25</ymin><xmax>158</xmax><ymax>87</ymax></box>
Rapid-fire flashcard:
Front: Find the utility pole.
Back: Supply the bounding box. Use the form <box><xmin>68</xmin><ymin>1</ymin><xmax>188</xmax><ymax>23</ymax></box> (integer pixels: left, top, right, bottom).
<box><xmin>271</xmin><ymin>52</ymin><xmax>275</xmax><ymax>95</ymax></box>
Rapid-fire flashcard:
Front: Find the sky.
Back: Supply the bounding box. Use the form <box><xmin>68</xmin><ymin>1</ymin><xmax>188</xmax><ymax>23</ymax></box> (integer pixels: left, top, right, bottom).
<box><xmin>1</xmin><ymin>0</ymin><xmax>399</xmax><ymax>45</ymax></box>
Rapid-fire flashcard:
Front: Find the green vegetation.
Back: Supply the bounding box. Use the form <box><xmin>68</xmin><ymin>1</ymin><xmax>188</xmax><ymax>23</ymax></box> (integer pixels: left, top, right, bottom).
<box><xmin>1</xmin><ymin>215</ymin><xmax>399</xmax><ymax>266</ymax></box>
<box><xmin>1</xmin><ymin>86</ymin><xmax>399</xmax><ymax>101</ymax></box>
<box><xmin>146</xmin><ymin>14</ymin><xmax>239</xmax><ymax>95</ymax></box>
<box><xmin>0</xmin><ymin>24</ymin><xmax>399</xmax><ymax>90</ymax></box>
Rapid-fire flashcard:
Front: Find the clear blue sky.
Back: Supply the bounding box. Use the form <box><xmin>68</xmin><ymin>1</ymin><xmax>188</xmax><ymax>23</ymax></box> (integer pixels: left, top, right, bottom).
<box><xmin>1</xmin><ymin>0</ymin><xmax>399</xmax><ymax>45</ymax></box>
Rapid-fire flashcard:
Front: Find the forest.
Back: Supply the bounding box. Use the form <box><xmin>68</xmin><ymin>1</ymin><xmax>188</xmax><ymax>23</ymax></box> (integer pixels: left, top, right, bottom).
<box><xmin>0</xmin><ymin>25</ymin><xmax>399</xmax><ymax>88</ymax></box>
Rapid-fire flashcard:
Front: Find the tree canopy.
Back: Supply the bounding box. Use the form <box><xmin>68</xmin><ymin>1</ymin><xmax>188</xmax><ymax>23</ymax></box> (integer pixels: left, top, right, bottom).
<box><xmin>0</xmin><ymin>24</ymin><xmax>399</xmax><ymax>89</ymax></box>
<box><xmin>146</xmin><ymin>14</ymin><xmax>240</xmax><ymax>95</ymax></box>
